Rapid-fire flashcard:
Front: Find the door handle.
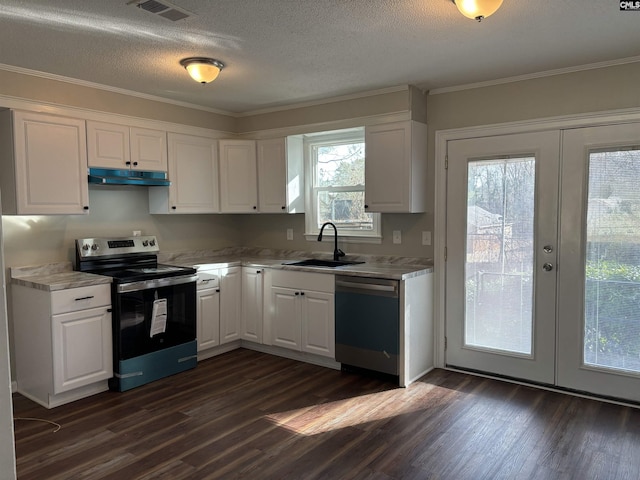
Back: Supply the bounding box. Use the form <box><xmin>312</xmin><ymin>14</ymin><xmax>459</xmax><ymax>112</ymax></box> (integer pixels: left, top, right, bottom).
<box><xmin>543</xmin><ymin>263</ymin><xmax>554</xmax><ymax>272</ymax></box>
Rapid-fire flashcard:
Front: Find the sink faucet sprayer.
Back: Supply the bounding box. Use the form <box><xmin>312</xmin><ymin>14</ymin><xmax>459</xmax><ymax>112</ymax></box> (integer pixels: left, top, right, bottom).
<box><xmin>317</xmin><ymin>222</ymin><xmax>346</xmax><ymax>262</ymax></box>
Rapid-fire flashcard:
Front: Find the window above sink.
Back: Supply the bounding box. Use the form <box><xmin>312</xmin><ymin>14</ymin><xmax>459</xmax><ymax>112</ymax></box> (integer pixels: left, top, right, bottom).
<box><xmin>302</xmin><ymin>128</ymin><xmax>381</xmax><ymax>243</ymax></box>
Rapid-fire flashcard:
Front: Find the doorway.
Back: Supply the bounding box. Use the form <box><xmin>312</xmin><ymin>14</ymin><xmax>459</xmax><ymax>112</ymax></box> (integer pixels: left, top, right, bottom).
<box><xmin>444</xmin><ymin>122</ymin><xmax>640</xmax><ymax>402</ymax></box>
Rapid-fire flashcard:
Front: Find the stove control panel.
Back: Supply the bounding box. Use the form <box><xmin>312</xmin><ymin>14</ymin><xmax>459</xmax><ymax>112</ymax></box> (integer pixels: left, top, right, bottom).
<box><xmin>76</xmin><ymin>235</ymin><xmax>160</xmax><ymax>259</ymax></box>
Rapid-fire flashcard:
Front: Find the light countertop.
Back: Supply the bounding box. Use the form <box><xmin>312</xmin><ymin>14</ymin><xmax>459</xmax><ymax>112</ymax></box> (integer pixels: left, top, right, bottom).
<box><xmin>11</xmin><ymin>262</ymin><xmax>112</xmax><ymax>292</ymax></box>
<box><xmin>10</xmin><ymin>250</ymin><xmax>433</xmax><ymax>290</ymax></box>
<box><xmin>168</xmin><ymin>255</ymin><xmax>432</xmax><ymax>281</ymax></box>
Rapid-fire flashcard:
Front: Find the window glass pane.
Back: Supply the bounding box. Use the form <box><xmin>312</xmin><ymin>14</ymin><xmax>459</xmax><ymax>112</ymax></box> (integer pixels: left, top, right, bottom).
<box><xmin>304</xmin><ymin>128</ymin><xmax>379</xmax><ymax>239</ymax></box>
<box><xmin>465</xmin><ymin>157</ymin><xmax>535</xmax><ymax>355</ymax></box>
<box><xmin>315</xmin><ymin>143</ymin><xmax>365</xmax><ymax>188</ymax></box>
<box><xmin>585</xmin><ymin>148</ymin><xmax>640</xmax><ymax>373</ymax></box>
<box><xmin>316</xmin><ymin>191</ymin><xmax>373</xmax><ymax>230</ymax></box>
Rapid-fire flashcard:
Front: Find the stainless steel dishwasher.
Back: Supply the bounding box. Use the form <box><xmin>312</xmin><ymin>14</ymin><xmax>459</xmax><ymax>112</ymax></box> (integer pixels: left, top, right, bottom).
<box><xmin>335</xmin><ymin>275</ymin><xmax>400</xmax><ymax>376</ymax></box>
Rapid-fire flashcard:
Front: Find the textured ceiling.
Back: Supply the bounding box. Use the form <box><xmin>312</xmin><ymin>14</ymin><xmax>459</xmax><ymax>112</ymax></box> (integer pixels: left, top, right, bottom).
<box><xmin>0</xmin><ymin>1</ymin><xmax>639</xmax><ymax>114</ymax></box>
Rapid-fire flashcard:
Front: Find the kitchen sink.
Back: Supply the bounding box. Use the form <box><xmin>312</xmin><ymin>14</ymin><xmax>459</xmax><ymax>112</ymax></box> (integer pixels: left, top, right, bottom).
<box><xmin>284</xmin><ymin>259</ymin><xmax>365</xmax><ymax>268</ymax></box>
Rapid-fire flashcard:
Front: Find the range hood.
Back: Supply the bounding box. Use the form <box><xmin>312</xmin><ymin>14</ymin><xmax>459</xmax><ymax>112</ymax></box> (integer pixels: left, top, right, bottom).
<box><xmin>88</xmin><ymin>168</ymin><xmax>171</xmax><ymax>186</ymax></box>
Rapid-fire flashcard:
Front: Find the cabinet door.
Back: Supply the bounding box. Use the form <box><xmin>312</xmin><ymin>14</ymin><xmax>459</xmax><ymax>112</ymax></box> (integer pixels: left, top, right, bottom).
<box><xmin>241</xmin><ymin>268</ymin><xmax>263</xmax><ymax>343</ymax></box>
<box><xmin>87</xmin><ymin>121</ymin><xmax>131</xmax><ymax>169</ymax></box>
<box><xmin>257</xmin><ymin>138</ymin><xmax>287</xmax><ymax>213</ymax></box>
<box><xmin>220</xmin><ymin>266</ymin><xmax>242</xmax><ymax>343</ymax></box>
<box><xmin>52</xmin><ymin>306</ymin><xmax>112</xmax><ymax>394</ymax></box>
<box><xmin>130</xmin><ymin>127</ymin><xmax>167</xmax><ymax>171</ymax></box>
<box><xmin>219</xmin><ymin>139</ymin><xmax>258</xmax><ymax>212</ymax></box>
<box><xmin>167</xmin><ymin>133</ymin><xmax>219</xmax><ymax>213</ymax></box>
<box><xmin>270</xmin><ymin>287</ymin><xmax>301</xmax><ymax>350</ymax></box>
<box><xmin>364</xmin><ymin>121</ymin><xmax>426</xmax><ymax>213</ymax></box>
<box><xmin>197</xmin><ymin>288</ymin><xmax>220</xmax><ymax>351</ymax></box>
<box><xmin>13</xmin><ymin>111</ymin><xmax>89</xmax><ymax>215</ymax></box>
<box><xmin>302</xmin><ymin>291</ymin><xmax>335</xmax><ymax>358</ymax></box>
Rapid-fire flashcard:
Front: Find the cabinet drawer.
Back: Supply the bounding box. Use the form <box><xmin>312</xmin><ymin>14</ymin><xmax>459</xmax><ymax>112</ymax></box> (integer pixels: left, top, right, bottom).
<box><xmin>197</xmin><ymin>271</ymin><xmax>219</xmax><ymax>290</ymax></box>
<box><xmin>51</xmin><ymin>284</ymin><xmax>111</xmax><ymax>315</ymax></box>
<box><xmin>270</xmin><ymin>270</ymin><xmax>334</xmax><ymax>293</ymax></box>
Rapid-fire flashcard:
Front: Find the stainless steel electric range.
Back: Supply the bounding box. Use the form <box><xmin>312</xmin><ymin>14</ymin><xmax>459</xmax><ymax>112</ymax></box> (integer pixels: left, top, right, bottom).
<box><xmin>75</xmin><ymin>236</ymin><xmax>198</xmax><ymax>392</ymax></box>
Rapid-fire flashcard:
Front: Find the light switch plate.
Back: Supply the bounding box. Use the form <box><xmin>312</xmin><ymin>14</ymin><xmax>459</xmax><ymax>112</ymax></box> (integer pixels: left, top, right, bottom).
<box><xmin>286</xmin><ymin>228</ymin><xmax>293</xmax><ymax>241</ymax></box>
<box><xmin>422</xmin><ymin>231</ymin><xmax>432</xmax><ymax>246</ymax></box>
<box><xmin>393</xmin><ymin>230</ymin><xmax>402</xmax><ymax>244</ymax></box>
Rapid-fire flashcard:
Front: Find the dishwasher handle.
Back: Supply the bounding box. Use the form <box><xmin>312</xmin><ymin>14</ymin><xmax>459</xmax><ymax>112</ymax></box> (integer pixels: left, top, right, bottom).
<box><xmin>335</xmin><ymin>277</ymin><xmax>399</xmax><ymax>297</ymax></box>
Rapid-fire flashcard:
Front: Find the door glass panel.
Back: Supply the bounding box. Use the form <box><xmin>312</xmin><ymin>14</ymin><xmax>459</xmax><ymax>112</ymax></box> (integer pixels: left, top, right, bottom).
<box><xmin>585</xmin><ymin>148</ymin><xmax>640</xmax><ymax>373</ymax></box>
<box><xmin>465</xmin><ymin>157</ymin><xmax>535</xmax><ymax>355</ymax></box>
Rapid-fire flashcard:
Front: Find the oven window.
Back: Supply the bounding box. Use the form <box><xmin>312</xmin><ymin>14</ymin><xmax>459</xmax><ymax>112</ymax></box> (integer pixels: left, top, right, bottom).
<box><xmin>114</xmin><ymin>282</ymin><xmax>196</xmax><ymax>360</ymax></box>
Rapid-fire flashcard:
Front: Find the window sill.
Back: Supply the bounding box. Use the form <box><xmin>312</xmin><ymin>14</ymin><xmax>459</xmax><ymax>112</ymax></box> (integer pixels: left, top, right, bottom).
<box><xmin>304</xmin><ymin>234</ymin><xmax>382</xmax><ymax>245</ymax></box>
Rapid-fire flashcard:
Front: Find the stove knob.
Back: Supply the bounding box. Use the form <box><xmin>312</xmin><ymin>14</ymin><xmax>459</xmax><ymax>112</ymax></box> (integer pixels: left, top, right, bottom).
<box><xmin>142</xmin><ymin>240</ymin><xmax>149</xmax><ymax>247</ymax></box>
<box><xmin>91</xmin><ymin>244</ymin><xmax>99</xmax><ymax>251</ymax></box>
<box><xmin>149</xmin><ymin>239</ymin><xmax>156</xmax><ymax>247</ymax></box>
<box><xmin>82</xmin><ymin>244</ymin><xmax>90</xmax><ymax>251</ymax></box>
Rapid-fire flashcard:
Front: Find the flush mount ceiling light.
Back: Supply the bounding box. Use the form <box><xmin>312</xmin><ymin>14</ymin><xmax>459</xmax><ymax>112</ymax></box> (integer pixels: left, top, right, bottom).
<box><xmin>453</xmin><ymin>0</ymin><xmax>503</xmax><ymax>21</ymax></box>
<box><xmin>180</xmin><ymin>57</ymin><xmax>225</xmax><ymax>84</ymax></box>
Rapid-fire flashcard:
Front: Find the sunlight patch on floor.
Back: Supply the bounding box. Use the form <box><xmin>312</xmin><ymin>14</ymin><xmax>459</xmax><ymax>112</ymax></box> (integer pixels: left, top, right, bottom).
<box><xmin>264</xmin><ymin>381</ymin><xmax>441</xmax><ymax>435</ymax></box>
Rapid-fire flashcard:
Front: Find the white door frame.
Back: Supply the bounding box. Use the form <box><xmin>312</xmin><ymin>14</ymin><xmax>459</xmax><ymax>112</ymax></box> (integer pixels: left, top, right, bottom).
<box><xmin>434</xmin><ymin>106</ymin><xmax>640</xmax><ymax>369</ymax></box>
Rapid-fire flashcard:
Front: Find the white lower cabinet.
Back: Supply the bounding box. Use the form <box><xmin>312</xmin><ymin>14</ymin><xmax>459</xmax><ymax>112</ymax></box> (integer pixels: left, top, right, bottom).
<box><xmin>196</xmin><ymin>266</ymin><xmax>242</xmax><ymax>358</ymax></box>
<box><xmin>52</xmin><ymin>306</ymin><xmax>112</xmax><ymax>394</ymax></box>
<box><xmin>220</xmin><ymin>266</ymin><xmax>242</xmax><ymax>343</ymax></box>
<box><xmin>271</xmin><ymin>286</ymin><xmax>301</xmax><ymax>350</ymax></box>
<box><xmin>196</xmin><ymin>284</ymin><xmax>220</xmax><ymax>351</ymax></box>
<box><xmin>301</xmin><ymin>290</ymin><xmax>334</xmax><ymax>357</ymax></box>
<box><xmin>266</xmin><ymin>270</ymin><xmax>335</xmax><ymax>359</ymax></box>
<box><xmin>241</xmin><ymin>267</ymin><xmax>263</xmax><ymax>343</ymax></box>
<box><xmin>12</xmin><ymin>283</ymin><xmax>112</xmax><ymax>408</ymax></box>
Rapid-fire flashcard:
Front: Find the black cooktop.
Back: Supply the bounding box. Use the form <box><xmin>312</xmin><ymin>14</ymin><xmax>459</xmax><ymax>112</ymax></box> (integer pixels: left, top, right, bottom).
<box><xmin>102</xmin><ymin>264</ymin><xmax>197</xmax><ymax>283</ymax></box>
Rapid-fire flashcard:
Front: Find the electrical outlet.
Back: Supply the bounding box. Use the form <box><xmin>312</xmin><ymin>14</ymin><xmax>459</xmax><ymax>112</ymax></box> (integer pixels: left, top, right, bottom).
<box><xmin>422</xmin><ymin>231</ymin><xmax>432</xmax><ymax>246</ymax></box>
<box><xmin>133</xmin><ymin>230</ymin><xmax>142</xmax><ymax>237</ymax></box>
<box><xmin>286</xmin><ymin>228</ymin><xmax>293</xmax><ymax>241</ymax></box>
<box><xmin>393</xmin><ymin>230</ymin><xmax>402</xmax><ymax>244</ymax></box>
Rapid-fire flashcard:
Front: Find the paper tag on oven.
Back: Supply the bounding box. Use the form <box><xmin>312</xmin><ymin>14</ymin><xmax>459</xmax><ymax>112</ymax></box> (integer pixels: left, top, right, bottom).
<box><xmin>150</xmin><ymin>298</ymin><xmax>168</xmax><ymax>337</ymax></box>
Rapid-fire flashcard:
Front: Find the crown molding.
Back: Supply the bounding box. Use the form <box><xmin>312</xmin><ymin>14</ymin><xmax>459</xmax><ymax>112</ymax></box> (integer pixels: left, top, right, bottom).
<box><xmin>428</xmin><ymin>55</ymin><xmax>640</xmax><ymax>96</ymax></box>
<box><xmin>235</xmin><ymin>85</ymin><xmax>411</xmax><ymax>117</ymax></box>
<box><xmin>0</xmin><ymin>63</ymin><xmax>236</xmax><ymax>117</ymax></box>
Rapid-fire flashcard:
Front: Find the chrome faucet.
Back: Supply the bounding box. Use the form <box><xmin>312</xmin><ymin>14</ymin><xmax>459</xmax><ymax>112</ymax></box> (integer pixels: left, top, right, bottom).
<box><xmin>318</xmin><ymin>222</ymin><xmax>345</xmax><ymax>261</ymax></box>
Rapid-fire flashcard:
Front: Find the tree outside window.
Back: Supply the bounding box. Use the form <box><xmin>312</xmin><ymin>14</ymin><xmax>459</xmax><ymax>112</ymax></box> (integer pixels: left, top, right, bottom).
<box><xmin>305</xmin><ymin>128</ymin><xmax>380</xmax><ymax>239</ymax></box>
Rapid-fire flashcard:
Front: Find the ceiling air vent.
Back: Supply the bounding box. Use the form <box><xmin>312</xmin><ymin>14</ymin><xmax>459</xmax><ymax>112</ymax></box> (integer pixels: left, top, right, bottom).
<box><xmin>127</xmin><ymin>0</ymin><xmax>192</xmax><ymax>21</ymax></box>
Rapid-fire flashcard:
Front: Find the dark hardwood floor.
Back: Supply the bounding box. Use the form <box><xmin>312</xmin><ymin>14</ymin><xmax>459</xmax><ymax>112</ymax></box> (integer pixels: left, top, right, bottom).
<box><xmin>12</xmin><ymin>348</ymin><xmax>640</xmax><ymax>479</ymax></box>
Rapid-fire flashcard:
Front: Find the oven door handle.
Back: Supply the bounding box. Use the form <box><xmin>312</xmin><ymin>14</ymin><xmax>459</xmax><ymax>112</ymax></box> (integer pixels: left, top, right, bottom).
<box><xmin>116</xmin><ymin>274</ymin><xmax>199</xmax><ymax>293</ymax></box>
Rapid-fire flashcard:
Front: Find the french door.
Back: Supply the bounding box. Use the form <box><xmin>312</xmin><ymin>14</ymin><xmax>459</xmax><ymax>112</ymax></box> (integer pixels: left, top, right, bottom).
<box><xmin>558</xmin><ymin>123</ymin><xmax>640</xmax><ymax>401</ymax></box>
<box><xmin>446</xmin><ymin>131</ymin><xmax>560</xmax><ymax>385</ymax></box>
<box><xmin>445</xmin><ymin>122</ymin><xmax>640</xmax><ymax>402</ymax></box>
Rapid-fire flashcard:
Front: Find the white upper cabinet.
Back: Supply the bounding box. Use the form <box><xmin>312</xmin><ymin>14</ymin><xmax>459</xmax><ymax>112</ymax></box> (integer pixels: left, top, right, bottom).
<box><xmin>87</xmin><ymin>121</ymin><xmax>167</xmax><ymax>172</ymax></box>
<box><xmin>0</xmin><ymin>110</ymin><xmax>89</xmax><ymax>215</ymax></box>
<box><xmin>364</xmin><ymin>120</ymin><xmax>427</xmax><ymax>213</ymax></box>
<box><xmin>256</xmin><ymin>137</ymin><xmax>304</xmax><ymax>214</ymax></box>
<box><xmin>219</xmin><ymin>139</ymin><xmax>258</xmax><ymax>213</ymax></box>
<box><xmin>130</xmin><ymin>127</ymin><xmax>168</xmax><ymax>171</ymax></box>
<box><xmin>86</xmin><ymin>121</ymin><xmax>129</xmax><ymax>169</ymax></box>
<box><xmin>149</xmin><ymin>133</ymin><xmax>220</xmax><ymax>214</ymax></box>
